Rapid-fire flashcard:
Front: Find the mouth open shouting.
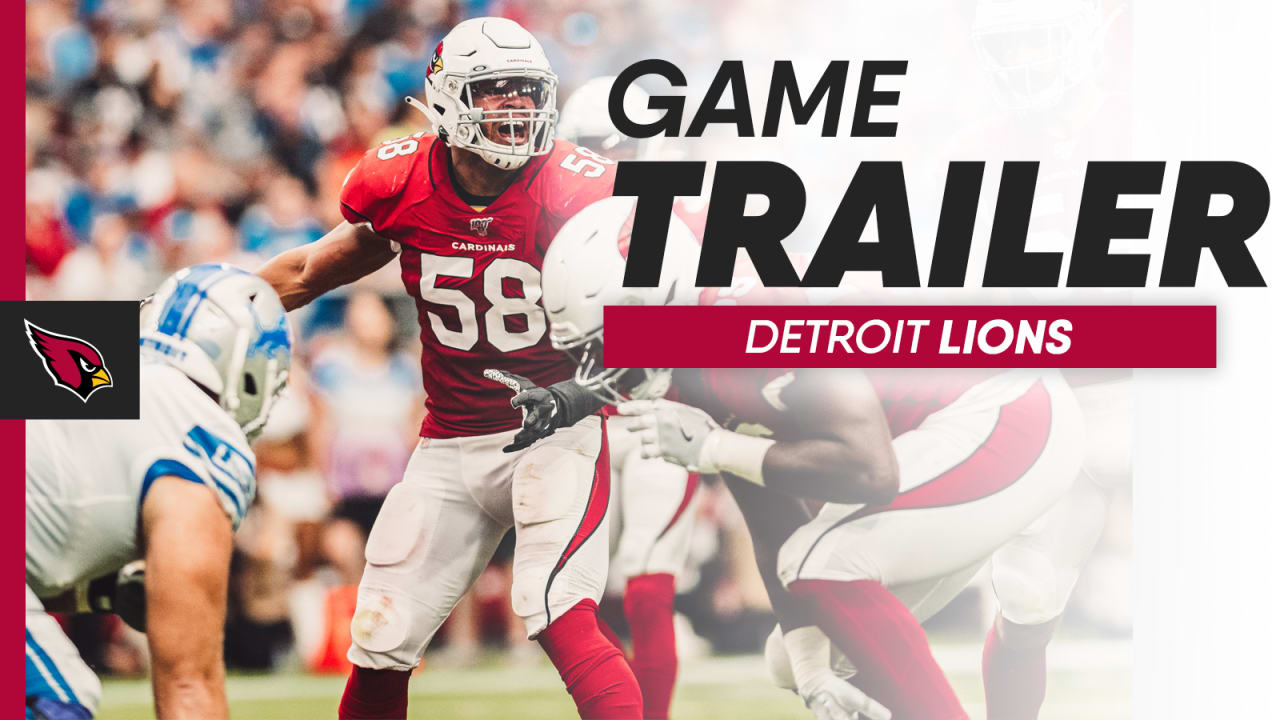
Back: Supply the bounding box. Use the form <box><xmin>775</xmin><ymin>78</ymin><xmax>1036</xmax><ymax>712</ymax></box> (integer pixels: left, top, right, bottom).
<box><xmin>490</xmin><ymin>113</ymin><xmax>530</xmax><ymax>145</ymax></box>
<box><xmin>470</xmin><ymin>77</ymin><xmax>550</xmax><ymax>147</ymax></box>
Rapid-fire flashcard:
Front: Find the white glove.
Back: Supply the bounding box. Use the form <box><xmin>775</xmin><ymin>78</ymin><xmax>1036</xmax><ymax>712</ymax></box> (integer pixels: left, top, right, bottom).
<box><xmin>616</xmin><ymin>399</ymin><xmax>721</xmax><ymax>472</ymax></box>
<box><xmin>802</xmin><ymin>674</ymin><xmax>892</xmax><ymax>720</ymax></box>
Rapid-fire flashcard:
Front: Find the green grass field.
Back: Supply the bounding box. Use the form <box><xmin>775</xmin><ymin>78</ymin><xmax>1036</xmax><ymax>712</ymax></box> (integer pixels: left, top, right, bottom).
<box><xmin>96</xmin><ymin>639</ymin><xmax>1130</xmax><ymax>719</ymax></box>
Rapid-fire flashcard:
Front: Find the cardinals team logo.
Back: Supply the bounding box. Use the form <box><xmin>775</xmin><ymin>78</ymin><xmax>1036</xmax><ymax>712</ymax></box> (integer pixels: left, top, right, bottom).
<box><xmin>428</xmin><ymin>41</ymin><xmax>444</xmax><ymax>77</ymax></box>
<box><xmin>25</xmin><ymin>321</ymin><xmax>113</xmax><ymax>402</ymax></box>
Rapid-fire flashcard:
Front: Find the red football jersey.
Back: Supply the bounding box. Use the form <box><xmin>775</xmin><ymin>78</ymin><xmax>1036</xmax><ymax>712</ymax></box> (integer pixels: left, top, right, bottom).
<box><xmin>340</xmin><ymin>135</ymin><xmax>618</xmax><ymax>437</ymax></box>
<box><xmin>674</xmin><ymin>367</ymin><xmax>1003</xmax><ymax>439</ymax></box>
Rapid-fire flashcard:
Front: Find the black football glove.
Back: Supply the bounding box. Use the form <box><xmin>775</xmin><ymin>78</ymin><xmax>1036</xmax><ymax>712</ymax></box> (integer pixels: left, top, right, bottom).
<box><xmin>84</xmin><ymin>560</ymin><xmax>147</xmax><ymax>633</ymax></box>
<box><xmin>485</xmin><ymin>369</ymin><xmax>562</xmax><ymax>452</ymax></box>
<box><xmin>484</xmin><ymin>368</ymin><xmax>609</xmax><ymax>452</ymax></box>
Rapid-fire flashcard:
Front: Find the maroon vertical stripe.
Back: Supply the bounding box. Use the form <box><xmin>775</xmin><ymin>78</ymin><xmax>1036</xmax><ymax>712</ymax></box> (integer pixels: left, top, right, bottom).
<box><xmin>4</xmin><ymin>0</ymin><xmax>25</xmax><ymax>709</ymax></box>
<box><xmin>656</xmin><ymin>472</ymin><xmax>700</xmax><ymax>542</ymax></box>
<box><xmin>543</xmin><ymin>417</ymin><xmax>612</xmax><ymax>625</ymax></box>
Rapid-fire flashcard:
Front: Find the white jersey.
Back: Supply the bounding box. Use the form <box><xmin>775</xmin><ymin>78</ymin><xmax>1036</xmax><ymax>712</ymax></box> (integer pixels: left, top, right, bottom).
<box><xmin>26</xmin><ymin>362</ymin><xmax>256</xmax><ymax>598</ymax></box>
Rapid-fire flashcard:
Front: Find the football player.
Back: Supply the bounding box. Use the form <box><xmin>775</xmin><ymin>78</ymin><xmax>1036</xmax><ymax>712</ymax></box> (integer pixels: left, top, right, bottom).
<box><xmin>25</xmin><ymin>264</ymin><xmax>291</xmax><ymax>720</ymax></box>
<box><xmin>968</xmin><ymin>4</ymin><xmax>1133</xmax><ymax>715</ymax></box>
<box><xmin>255</xmin><ymin>18</ymin><xmax>642</xmax><ymax>720</ymax></box>
<box><xmin>530</xmin><ymin>197</ymin><xmax>1087</xmax><ymax>720</ymax></box>
<box><xmin>558</xmin><ymin>76</ymin><xmax>702</xmax><ymax>720</ymax></box>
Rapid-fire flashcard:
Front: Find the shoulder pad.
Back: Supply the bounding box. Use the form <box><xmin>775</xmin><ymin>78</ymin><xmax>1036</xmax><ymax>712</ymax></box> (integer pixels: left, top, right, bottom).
<box><xmin>340</xmin><ymin>133</ymin><xmax>435</xmax><ymax>231</ymax></box>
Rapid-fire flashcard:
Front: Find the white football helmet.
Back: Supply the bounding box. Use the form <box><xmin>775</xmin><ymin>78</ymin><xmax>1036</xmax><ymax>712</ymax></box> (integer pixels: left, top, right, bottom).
<box><xmin>542</xmin><ymin>197</ymin><xmax>700</xmax><ymax>404</ymax></box>
<box><xmin>559</xmin><ymin>75</ymin><xmax>664</xmax><ymax>161</ymax></box>
<box><xmin>971</xmin><ymin>0</ymin><xmax>1105</xmax><ymax>110</ymax></box>
<box><xmin>139</xmin><ymin>263</ymin><xmax>293</xmax><ymax>442</ymax></box>
<box><xmin>412</xmin><ymin>17</ymin><xmax>557</xmax><ymax>170</ymax></box>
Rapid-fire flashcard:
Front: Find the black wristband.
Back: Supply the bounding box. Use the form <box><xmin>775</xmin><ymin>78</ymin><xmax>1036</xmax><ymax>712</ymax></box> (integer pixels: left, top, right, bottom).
<box><xmin>547</xmin><ymin>379</ymin><xmax>606</xmax><ymax>429</ymax></box>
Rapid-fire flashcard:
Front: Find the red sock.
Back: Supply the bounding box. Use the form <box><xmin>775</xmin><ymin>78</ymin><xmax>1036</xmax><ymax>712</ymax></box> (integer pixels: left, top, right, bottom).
<box><xmin>539</xmin><ymin>599</ymin><xmax>644</xmax><ymax>719</ymax></box>
<box><xmin>982</xmin><ymin>618</ymin><xmax>1050</xmax><ymax>720</ymax></box>
<box><xmin>624</xmin><ymin>574</ymin><xmax>678</xmax><ymax>720</ymax></box>
<box><xmin>790</xmin><ymin>579</ymin><xmax>967</xmax><ymax>720</ymax></box>
<box><xmin>337</xmin><ymin>666</ymin><xmax>410</xmax><ymax>720</ymax></box>
<box><xmin>597</xmin><ymin>612</ymin><xmax>628</xmax><ymax>656</ymax></box>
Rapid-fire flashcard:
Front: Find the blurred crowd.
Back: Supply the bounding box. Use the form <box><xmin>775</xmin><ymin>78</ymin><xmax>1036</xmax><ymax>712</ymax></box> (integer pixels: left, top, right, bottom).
<box><xmin>25</xmin><ymin>0</ymin><xmax>731</xmax><ymax>303</ymax></box>
<box><xmin>27</xmin><ymin>0</ymin><xmax>1131</xmax><ymax>679</ymax></box>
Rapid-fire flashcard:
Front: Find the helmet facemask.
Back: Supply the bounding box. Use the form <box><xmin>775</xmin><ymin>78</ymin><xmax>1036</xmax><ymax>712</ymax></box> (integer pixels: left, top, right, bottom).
<box><xmin>971</xmin><ymin>0</ymin><xmax>1102</xmax><ymax>112</ymax></box>
<box><xmin>223</xmin><ymin>329</ymin><xmax>290</xmax><ymax>444</ymax></box>
<box><xmin>554</xmin><ymin>329</ymin><xmax>671</xmax><ymax>405</ymax></box>
<box><xmin>974</xmin><ymin>24</ymin><xmax>1075</xmax><ymax>110</ymax></box>
<box><xmin>443</xmin><ymin>71</ymin><xmax>558</xmax><ymax>170</ymax></box>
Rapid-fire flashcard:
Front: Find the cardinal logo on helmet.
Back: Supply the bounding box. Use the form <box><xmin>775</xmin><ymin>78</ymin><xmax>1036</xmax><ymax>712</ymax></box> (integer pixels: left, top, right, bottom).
<box><xmin>428</xmin><ymin>42</ymin><xmax>444</xmax><ymax>77</ymax></box>
<box><xmin>25</xmin><ymin>321</ymin><xmax>113</xmax><ymax>402</ymax></box>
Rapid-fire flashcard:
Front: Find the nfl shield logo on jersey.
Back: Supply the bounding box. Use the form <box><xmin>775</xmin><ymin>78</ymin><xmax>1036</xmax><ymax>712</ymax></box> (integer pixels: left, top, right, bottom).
<box><xmin>470</xmin><ymin>217</ymin><xmax>495</xmax><ymax>237</ymax></box>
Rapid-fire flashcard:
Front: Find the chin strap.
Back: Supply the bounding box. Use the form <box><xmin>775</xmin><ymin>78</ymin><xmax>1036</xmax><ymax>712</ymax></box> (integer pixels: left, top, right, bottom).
<box><xmin>405</xmin><ymin>96</ymin><xmax>431</xmax><ymax>121</ymax></box>
<box><xmin>406</xmin><ymin>96</ymin><xmax>446</xmax><ymax>143</ymax></box>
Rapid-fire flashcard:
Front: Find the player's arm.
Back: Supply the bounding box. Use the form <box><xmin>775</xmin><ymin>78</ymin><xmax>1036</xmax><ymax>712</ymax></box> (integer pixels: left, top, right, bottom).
<box><xmin>141</xmin><ymin>476</ymin><xmax>234</xmax><ymax>720</ymax></box>
<box><xmin>619</xmin><ymin>370</ymin><xmax>899</xmax><ymax>505</ymax></box>
<box><xmin>256</xmin><ymin>221</ymin><xmax>398</xmax><ymax>311</ymax></box>
<box><xmin>760</xmin><ymin>369</ymin><xmax>899</xmax><ymax>504</ymax></box>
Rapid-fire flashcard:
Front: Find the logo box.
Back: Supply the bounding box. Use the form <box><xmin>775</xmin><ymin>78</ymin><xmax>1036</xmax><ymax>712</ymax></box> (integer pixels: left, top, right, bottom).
<box><xmin>2</xmin><ymin>301</ymin><xmax>140</xmax><ymax>419</ymax></box>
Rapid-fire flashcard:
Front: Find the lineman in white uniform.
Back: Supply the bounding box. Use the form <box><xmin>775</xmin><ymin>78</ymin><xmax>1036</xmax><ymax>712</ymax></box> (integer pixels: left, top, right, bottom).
<box><xmin>25</xmin><ymin>264</ymin><xmax>291</xmax><ymax>720</ymax></box>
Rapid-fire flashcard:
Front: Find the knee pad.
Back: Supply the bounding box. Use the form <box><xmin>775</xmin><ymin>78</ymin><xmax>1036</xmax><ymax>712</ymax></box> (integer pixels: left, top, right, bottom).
<box><xmin>364</xmin><ymin>483</ymin><xmax>433</xmax><ymax>567</ymax></box>
<box><xmin>991</xmin><ymin>545</ymin><xmax>1073</xmax><ymax>626</ymax></box>
<box><xmin>348</xmin><ymin>589</ymin><xmax>415</xmax><ymax>668</ymax></box>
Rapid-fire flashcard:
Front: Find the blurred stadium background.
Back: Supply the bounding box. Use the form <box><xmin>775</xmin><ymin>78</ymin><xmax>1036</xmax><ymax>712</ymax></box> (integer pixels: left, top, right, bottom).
<box><xmin>26</xmin><ymin>0</ymin><xmax>1132</xmax><ymax>716</ymax></box>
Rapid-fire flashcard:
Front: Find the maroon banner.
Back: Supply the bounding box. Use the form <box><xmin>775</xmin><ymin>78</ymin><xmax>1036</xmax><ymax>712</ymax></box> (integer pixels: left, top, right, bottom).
<box><xmin>604</xmin><ymin>305</ymin><xmax>1216</xmax><ymax>368</ymax></box>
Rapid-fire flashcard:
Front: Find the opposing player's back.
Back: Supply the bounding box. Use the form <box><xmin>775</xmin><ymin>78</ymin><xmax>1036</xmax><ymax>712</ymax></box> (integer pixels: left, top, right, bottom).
<box><xmin>26</xmin><ymin>363</ymin><xmax>255</xmax><ymax>596</ymax></box>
